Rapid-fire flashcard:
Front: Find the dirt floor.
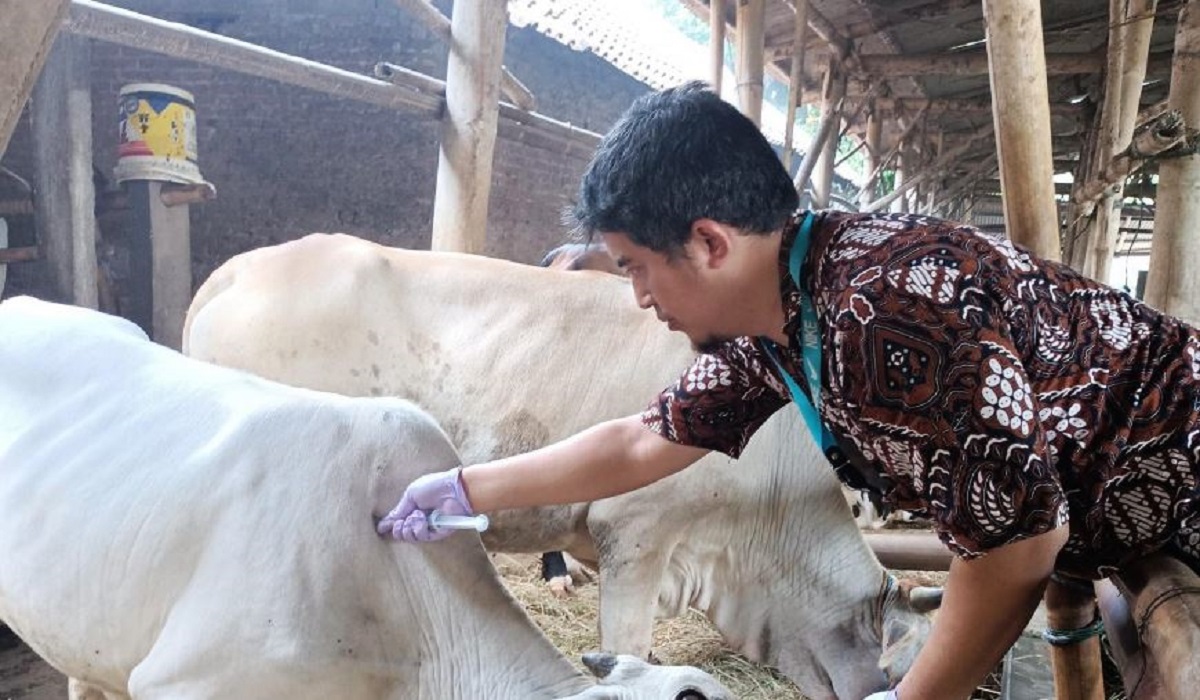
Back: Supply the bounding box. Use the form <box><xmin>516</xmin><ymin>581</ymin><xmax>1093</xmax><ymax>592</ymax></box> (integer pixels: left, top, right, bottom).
<box><xmin>0</xmin><ymin>632</ymin><xmax>64</xmax><ymax>700</ymax></box>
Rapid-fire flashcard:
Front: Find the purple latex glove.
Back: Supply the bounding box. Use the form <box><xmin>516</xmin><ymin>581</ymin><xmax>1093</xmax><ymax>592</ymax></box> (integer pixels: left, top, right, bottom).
<box><xmin>376</xmin><ymin>466</ymin><xmax>474</xmax><ymax>543</ymax></box>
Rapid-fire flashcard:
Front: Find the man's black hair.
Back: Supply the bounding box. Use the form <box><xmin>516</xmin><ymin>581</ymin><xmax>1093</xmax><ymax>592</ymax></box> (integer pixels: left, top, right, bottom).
<box><xmin>568</xmin><ymin>81</ymin><xmax>799</xmax><ymax>254</ymax></box>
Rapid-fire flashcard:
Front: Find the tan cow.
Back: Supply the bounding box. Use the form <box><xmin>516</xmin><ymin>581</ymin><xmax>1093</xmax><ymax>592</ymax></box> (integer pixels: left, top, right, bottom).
<box><xmin>184</xmin><ymin>233</ymin><xmax>939</xmax><ymax>700</ymax></box>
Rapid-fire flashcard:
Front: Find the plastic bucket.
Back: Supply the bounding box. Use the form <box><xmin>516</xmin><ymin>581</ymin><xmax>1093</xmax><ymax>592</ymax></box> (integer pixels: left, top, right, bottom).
<box><xmin>115</xmin><ymin>83</ymin><xmax>202</xmax><ymax>185</ymax></box>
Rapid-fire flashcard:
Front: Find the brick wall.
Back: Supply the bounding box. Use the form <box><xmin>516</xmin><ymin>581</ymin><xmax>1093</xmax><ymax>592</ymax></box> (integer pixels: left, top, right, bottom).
<box><xmin>1</xmin><ymin>0</ymin><xmax>648</xmax><ymax>305</ymax></box>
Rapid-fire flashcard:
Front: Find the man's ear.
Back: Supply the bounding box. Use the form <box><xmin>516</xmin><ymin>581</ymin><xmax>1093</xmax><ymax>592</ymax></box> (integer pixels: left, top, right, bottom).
<box><xmin>688</xmin><ymin>218</ymin><xmax>735</xmax><ymax>269</ymax></box>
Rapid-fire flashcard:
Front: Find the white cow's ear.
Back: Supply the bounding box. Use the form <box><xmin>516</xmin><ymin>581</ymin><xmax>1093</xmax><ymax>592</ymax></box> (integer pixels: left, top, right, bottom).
<box><xmin>581</xmin><ymin>652</ymin><xmax>618</xmax><ymax>679</ymax></box>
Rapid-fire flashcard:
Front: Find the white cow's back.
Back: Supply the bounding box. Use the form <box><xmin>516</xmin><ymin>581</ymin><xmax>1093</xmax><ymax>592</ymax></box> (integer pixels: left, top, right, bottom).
<box><xmin>0</xmin><ymin>297</ymin><xmax>607</xmax><ymax>699</ymax></box>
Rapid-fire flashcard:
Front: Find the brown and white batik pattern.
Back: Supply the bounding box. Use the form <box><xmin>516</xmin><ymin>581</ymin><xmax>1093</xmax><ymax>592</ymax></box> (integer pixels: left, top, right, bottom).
<box><xmin>643</xmin><ymin>211</ymin><xmax>1200</xmax><ymax>579</ymax></box>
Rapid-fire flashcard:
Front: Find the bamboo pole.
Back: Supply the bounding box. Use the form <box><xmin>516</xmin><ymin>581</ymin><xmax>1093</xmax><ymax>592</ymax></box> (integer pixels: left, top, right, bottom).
<box><xmin>861</xmin><ymin>96</ymin><xmax>1082</xmax><ymax>117</ymax></box>
<box><xmin>1074</xmin><ymin>110</ymin><xmax>1186</xmax><ymax>214</ymax></box>
<box><xmin>863</xmin><ymin>129</ymin><xmax>990</xmax><ymax>213</ymax></box>
<box><xmin>781</xmin><ymin>0</ymin><xmax>808</xmax><ymax>171</ymax></box>
<box><xmin>857</xmin><ymin>105</ymin><xmax>927</xmax><ymax>207</ymax></box>
<box><xmin>810</xmin><ymin>65</ymin><xmax>844</xmax><ymax>208</ymax></box>
<box><xmin>792</xmin><ymin>92</ymin><xmax>842</xmax><ymax>196</ymax></box>
<box><xmin>429</xmin><ymin>0</ymin><xmax>507</xmax><ymax>254</ymax></box>
<box><xmin>983</xmin><ymin>0</ymin><xmax>1062</xmax><ymax>261</ymax></box>
<box><xmin>0</xmin><ymin>0</ymin><xmax>69</xmax><ymax>155</ymax></box>
<box><xmin>1082</xmin><ymin>0</ymin><xmax>1158</xmax><ymax>282</ymax></box>
<box><xmin>1043</xmin><ymin>578</ymin><xmax>1106</xmax><ymax>700</ymax></box>
<box><xmin>709</xmin><ymin>0</ymin><xmax>726</xmax><ymax>93</ymax></box>
<box><xmin>391</xmin><ymin>0</ymin><xmax>535</xmax><ymax>111</ymax></box>
<box><xmin>1146</xmin><ymin>0</ymin><xmax>1200</xmax><ymax>323</ymax></box>
<box><xmin>735</xmin><ymin>0</ymin><xmax>765</xmax><ymax>125</ymax></box>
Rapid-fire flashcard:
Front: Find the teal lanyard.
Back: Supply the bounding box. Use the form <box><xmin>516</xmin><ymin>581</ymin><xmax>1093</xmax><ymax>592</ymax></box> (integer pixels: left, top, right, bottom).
<box><xmin>761</xmin><ymin>212</ymin><xmax>836</xmax><ymax>453</ymax></box>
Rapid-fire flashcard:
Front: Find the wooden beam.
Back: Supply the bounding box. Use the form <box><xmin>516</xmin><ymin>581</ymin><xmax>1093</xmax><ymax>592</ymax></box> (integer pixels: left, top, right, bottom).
<box><xmin>735</xmin><ymin>0</ymin><xmax>765</xmax><ymax>125</ymax></box>
<box><xmin>841</xmin><ymin>0</ymin><xmax>979</xmax><ymax>41</ymax></box>
<box><xmin>0</xmin><ymin>246</ymin><xmax>39</xmax><ymax>264</ymax></box>
<box><xmin>30</xmin><ymin>34</ymin><xmax>98</xmax><ymax>309</ymax></box>
<box><xmin>984</xmin><ymin>0</ymin><xmax>1062</xmax><ymax>261</ymax></box>
<box><xmin>860</xmin><ymin>531</ymin><xmax>952</xmax><ymax>571</ymax></box>
<box><xmin>66</xmin><ymin>1</ymin><xmax>441</xmax><ymax>112</ymax></box>
<box><xmin>709</xmin><ymin>0</ymin><xmax>726</xmax><ymax>93</ymax></box>
<box><xmin>0</xmin><ymin>0</ymin><xmax>69</xmax><ymax>155</ymax></box>
<box><xmin>769</xmin><ymin>51</ymin><xmax>1170</xmax><ymax>77</ymax></box>
<box><xmin>65</xmin><ymin>2</ymin><xmax>600</xmax><ymax>156</ymax></box>
<box><xmin>859</xmin><ymin>96</ymin><xmax>1082</xmax><ymax>117</ymax></box>
<box><xmin>1109</xmin><ymin>554</ymin><xmax>1200</xmax><ymax>700</ymax></box>
<box><xmin>391</xmin><ymin>0</ymin><xmax>536</xmax><ymax>112</ymax></box>
<box><xmin>1146</xmin><ymin>0</ymin><xmax>1200</xmax><ymax>323</ymax></box>
<box><xmin>430</xmin><ymin>0</ymin><xmax>507</xmax><ymax>254</ymax></box>
<box><xmin>781</xmin><ymin>0</ymin><xmax>808</xmax><ymax>171</ymax></box>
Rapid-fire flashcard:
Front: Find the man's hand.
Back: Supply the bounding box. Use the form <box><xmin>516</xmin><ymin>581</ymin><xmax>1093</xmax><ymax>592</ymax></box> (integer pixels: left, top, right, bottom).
<box><xmin>377</xmin><ymin>467</ymin><xmax>473</xmax><ymax>543</ymax></box>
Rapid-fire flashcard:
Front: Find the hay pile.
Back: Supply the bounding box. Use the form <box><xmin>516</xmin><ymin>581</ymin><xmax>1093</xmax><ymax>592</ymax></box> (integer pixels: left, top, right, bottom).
<box><xmin>492</xmin><ymin>553</ymin><xmax>805</xmax><ymax>699</ymax></box>
<box><xmin>494</xmin><ymin>555</ymin><xmax>1017</xmax><ymax>700</ymax></box>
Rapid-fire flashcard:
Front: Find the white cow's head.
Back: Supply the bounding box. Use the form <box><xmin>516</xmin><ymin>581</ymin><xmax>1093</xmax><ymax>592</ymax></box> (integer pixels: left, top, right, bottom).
<box><xmin>558</xmin><ymin>653</ymin><xmax>734</xmax><ymax>700</ymax></box>
<box><xmin>878</xmin><ymin>582</ymin><xmax>943</xmax><ymax>687</ymax></box>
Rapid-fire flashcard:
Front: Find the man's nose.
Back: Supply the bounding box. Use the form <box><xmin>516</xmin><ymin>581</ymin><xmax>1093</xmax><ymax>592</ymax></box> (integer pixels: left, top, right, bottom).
<box><xmin>633</xmin><ymin>282</ymin><xmax>653</xmax><ymax>309</ymax></box>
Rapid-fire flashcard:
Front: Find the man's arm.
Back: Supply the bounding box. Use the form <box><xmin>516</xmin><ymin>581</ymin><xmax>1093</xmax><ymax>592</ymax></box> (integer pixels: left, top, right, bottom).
<box><xmin>895</xmin><ymin>525</ymin><xmax>1068</xmax><ymax>699</ymax></box>
<box><xmin>463</xmin><ymin>414</ymin><xmax>710</xmax><ymax>512</ymax></box>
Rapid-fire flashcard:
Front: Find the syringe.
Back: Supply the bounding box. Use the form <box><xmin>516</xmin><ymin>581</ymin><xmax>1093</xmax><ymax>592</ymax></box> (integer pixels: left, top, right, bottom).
<box><xmin>428</xmin><ymin>510</ymin><xmax>490</xmax><ymax>533</ymax></box>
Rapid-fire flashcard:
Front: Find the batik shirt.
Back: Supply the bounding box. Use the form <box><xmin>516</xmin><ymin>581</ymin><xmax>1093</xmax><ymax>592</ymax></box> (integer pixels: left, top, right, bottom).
<box><xmin>642</xmin><ymin>211</ymin><xmax>1200</xmax><ymax>579</ymax></box>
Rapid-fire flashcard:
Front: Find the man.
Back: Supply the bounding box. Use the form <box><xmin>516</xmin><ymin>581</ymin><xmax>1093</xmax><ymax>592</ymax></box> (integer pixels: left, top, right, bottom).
<box><xmin>378</xmin><ymin>82</ymin><xmax>1200</xmax><ymax>699</ymax></box>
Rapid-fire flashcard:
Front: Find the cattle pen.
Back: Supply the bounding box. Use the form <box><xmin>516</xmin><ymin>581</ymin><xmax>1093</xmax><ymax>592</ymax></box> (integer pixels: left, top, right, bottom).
<box><xmin>4</xmin><ymin>1</ymin><xmax>1200</xmax><ymax>699</ymax></box>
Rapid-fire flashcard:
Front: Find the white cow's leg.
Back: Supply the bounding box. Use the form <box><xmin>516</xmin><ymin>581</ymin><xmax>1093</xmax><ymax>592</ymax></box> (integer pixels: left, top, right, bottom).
<box><xmin>68</xmin><ymin>678</ymin><xmax>127</xmax><ymax>700</ymax></box>
<box><xmin>596</xmin><ymin>550</ymin><xmax>667</xmax><ymax>659</ymax></box>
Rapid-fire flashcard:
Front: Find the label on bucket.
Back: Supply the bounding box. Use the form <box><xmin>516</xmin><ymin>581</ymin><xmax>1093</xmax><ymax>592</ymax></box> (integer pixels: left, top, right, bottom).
<box><xmin>115</xmin><ymin>83</ymin><xmax>203</xmax><ymax>185</ymax></box>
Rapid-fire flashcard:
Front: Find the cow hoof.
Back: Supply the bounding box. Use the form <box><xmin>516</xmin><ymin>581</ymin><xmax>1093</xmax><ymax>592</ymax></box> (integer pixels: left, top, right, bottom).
<box><xmin>547</xmin><ymin>575</ymin><xmax>574</xmax><ymax>598</ymax></box>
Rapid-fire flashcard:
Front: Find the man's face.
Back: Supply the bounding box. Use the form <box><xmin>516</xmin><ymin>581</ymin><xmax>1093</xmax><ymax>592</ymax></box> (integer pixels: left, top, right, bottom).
<box><xmin>601</xmin><ymin>232</ymin><xmax>730</xmax><ymax>352</ymax></box>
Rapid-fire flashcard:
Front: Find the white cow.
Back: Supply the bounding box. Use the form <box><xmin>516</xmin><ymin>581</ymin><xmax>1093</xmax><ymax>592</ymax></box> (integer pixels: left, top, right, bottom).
<box><xmin>184</xmin><ymin>234</ymin><xmax>940</xmax><ymax>700</ymax></box>
<box><xmin>0</xmin><ymin>296</ymin><xmax>732</xmax><ymax>700</ymax></box>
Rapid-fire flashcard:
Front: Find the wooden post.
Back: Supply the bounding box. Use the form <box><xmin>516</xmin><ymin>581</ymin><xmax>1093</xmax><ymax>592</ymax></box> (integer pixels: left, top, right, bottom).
<box><xmin>983</xmin><ymin>0</ymin><xmax>1061</xmax><ymax>260</ymax></box>
<box><xmin>125</xmin><ymin>181</ymin><xmax>192</xmax><ymax>348</ymax></box>
<box><xmin>781</xmin><ymin>0</ymin><xmax>808</xmax><ymax>171</ymax></box>
<box><xmin>709</xmin><ymin>0</ymin><xmax>726</xmax><ymax>93</ymax></box>
<box><xmin>1081</xmin><ymin>0</ymin><xmax>1157</xmax><ymax>283</ymax></box>
<box><xmin>0</xmin><ymin>0</ymin><xmax>69</xmax><ymax>155</ymax></box>
<box><xmin>1145</xmin><ymin>0</ymin><xmax>1200</xmax><ymax>323</ymax></box>
<box><xmin>429</xmin><ymin>0</ymin><xmax>508</xmax><ymax>254</ymax></box>
<box><xmin>30</xmin><ymin>34</ymin><xmax>97</xmax><ymax>308</ymax></box>
<box><xmin>1043</xmin><ymin>578</ymin><xmax>1105</xmax><ymax>700</ymax></box>
<box><xmin>735</xmin><ymin>0</ymin><xmax>766</xmax><ymax>125</ymax></box>
<box><xmin>811</xmin><ymin>65</ymin><xmax>844</xmax><ymax>208</ymax></box>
